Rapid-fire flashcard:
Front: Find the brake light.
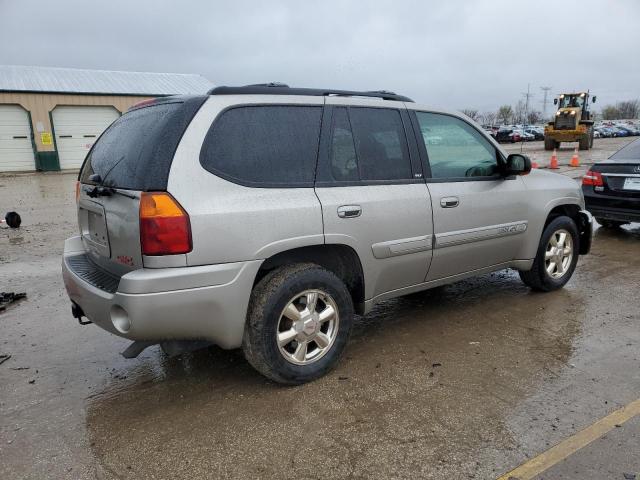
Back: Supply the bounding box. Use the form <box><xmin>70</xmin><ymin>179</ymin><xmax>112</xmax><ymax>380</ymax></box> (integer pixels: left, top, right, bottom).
<box><xmin>139</xmin><ymin>192</ymin><xmax>192</xmax><ymax>256</ymax></box>
<box><xmin>582</xmin><ymin>170</ymin><xmax>603</xmax><ymax>187</ymax></box>
<box><xmin>75</xmin><ymin>181</ymin><xmax>80</xmax><ymax>203</ymax></box>
<box><xmin>128</xmin><ymin>98</ymin><xmax>157</xmax><ymax>111</ymax></box>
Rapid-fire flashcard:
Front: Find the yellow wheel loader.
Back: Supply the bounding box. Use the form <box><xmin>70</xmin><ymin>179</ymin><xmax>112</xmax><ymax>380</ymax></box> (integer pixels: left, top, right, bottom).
<box><xmin>544</xmin><ymin>92</ymin><xmax>596</xmax><ymax>151</ymax></box>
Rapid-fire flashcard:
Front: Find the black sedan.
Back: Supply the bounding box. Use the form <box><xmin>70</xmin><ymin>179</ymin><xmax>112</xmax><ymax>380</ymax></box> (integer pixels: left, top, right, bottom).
<box><xmin>583</xmin><ymin>138</ymin><xmax>640</xmax><ymax>227</ymax></box>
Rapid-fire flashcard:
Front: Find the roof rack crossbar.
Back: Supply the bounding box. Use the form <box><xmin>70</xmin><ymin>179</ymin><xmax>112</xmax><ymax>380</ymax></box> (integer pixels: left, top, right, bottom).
<box><xmin>207</xmin><ymin>85</ymin><xmax>413</xmax><ymax>102</ymax></box>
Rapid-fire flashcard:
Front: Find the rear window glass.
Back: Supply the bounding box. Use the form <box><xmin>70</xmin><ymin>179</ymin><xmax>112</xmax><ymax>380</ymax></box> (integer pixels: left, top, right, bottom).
<box><xmin>80</xmin><ymin>97</ymin><xmax>206</xmax><ymax>191</ymax></box>
<box><xmin>610</xmin><ymin>138</ymin><xmax>640</xmax><ymax>161</ymax></box>
<box><xmin>200</xmin><ymin>105</ymin><xmax>322</xmax><ymax>187</ymax></box>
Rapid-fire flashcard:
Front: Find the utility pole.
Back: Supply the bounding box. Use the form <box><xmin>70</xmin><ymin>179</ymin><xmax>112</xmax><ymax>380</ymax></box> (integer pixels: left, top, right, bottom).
<box><xmin>540</xmin><ymin>86</ymin><xmax>552</xmax><ymax>118</ymax></box>
<box><xmin>522</xmin><ymin>83</ymin><xmax>533</xmax><ymax>124</ymax></box>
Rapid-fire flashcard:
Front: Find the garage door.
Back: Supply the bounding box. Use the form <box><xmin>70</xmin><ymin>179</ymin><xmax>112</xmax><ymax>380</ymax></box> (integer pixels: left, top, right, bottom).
<box><xmin>52</xmin><ymin>106</ymin><xmax>120</xmax><ymax>169</ymax></box>
<box><xmin>0</xmin><ymin>105</ymin><xmax>36</xmax><ymax>172</ymax></box>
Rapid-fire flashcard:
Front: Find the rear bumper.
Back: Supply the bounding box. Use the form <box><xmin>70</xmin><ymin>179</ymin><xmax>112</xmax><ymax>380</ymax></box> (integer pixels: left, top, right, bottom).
<box><xmin>587</xmin><ymin>206</ymin><xmax>640</xmax><ymax>223</ymax></box>
<box><xmin>62</xmin><ymin>236</ymin><xmax>261</xmax><ymax>349</ymax></box>
<box><xmin>583</xmin><ymin>189</ymin><xmax>640</xmax><ymax>223</ymax></box>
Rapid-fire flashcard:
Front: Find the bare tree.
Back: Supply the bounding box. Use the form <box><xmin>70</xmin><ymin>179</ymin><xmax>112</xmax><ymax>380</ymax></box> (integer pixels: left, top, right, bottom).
<box><xmin>617</xmin><ymin>100</ymin><xmax>640</xmax><ymax>119</ymax></box>
<box><xmin>481</xmin><ymin>111</ymin><xmax>497</xmax><ymax>126</ymax></box>
<box><xmin>513</xmin><ymin>100</ymin><xmax>527</xmax><ymax>124</ymax></box>
<box><xmin>461</xmin><ymin>109</ymin><xmax>480</xmax><ymax>122</ymax></box>
<box><xmin>601</xmin><ymin>105</ymin><xmax>620</xmax><ymax>120</ymax></box>
<box><xmin>599</xmin><ymin>100</ymin><xmax>639</xmax><ymax>120</ymax></box>
<box><xmin>497</xmin><ymin>105</ymin><xmax>513</xmax><ymax>125</ymax></box>
<box><xmin>526</xmin><ymin>110</ymin><xmax>542</xmax><ymax>125</ymax></box>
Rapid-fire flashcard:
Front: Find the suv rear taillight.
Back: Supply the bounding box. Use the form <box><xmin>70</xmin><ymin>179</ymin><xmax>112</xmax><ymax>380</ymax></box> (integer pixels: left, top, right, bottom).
<box><xmin>582</xmin><ymin>170</ymin><xmax>603</xmax><ymax>187</ymax></box>
<box><xmin>139</xmin><ymin>192</ymin><xmax>192</xmax><ymax>256</ymax></box>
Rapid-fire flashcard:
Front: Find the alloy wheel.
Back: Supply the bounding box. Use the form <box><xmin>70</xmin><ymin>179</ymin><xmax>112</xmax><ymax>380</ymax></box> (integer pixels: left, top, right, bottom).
<box><xmin>276</xmin><ymin>290</ymin><xmax>339</xmax><ymax>365</ymax></box>
<box><xmin>545</xmin><ymin>229</ymin><xmax>574</xmax><ymax>279</ymax></box>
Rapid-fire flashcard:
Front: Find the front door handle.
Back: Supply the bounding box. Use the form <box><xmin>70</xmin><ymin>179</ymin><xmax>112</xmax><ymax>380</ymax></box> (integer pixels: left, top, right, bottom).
<box><xmin>337</xmin><ymin>205</ymin><xmax>362</xmax><ymax>218</ymax></box>
<box><xmin>440</xmin><ymin>196</ymin><xmax>459</xmax><ymax>208</ymax></box>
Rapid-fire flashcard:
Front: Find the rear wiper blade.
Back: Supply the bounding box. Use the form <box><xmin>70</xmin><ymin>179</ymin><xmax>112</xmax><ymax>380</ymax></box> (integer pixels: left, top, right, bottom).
<box><xmin>85</xmin><ymin>185</ymin><xmax>137</xmax><ymax>199</ymax></box>
<box><xmin>86</xmin><ymin>185</ymin><xmax>113</xmax><ymax>198</ymax></box>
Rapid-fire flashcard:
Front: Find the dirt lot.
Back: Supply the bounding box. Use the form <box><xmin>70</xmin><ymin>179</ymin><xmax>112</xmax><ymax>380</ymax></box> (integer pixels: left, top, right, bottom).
<box><xmin>1</xmin><ymin>136</ymin><xmax>639</xmax><ymax>479</ymax></box>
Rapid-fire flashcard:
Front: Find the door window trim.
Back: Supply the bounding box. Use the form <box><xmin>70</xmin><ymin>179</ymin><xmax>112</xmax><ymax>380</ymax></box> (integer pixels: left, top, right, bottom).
<box><xmin>315</xmin><ymin>105</ymin><xmax>425</xmax><ymax>188</ymax></box>
<box><xmin>409</xmin><ymin>110</ymin><xmax>508</xmax><ymax>183</ymax></box>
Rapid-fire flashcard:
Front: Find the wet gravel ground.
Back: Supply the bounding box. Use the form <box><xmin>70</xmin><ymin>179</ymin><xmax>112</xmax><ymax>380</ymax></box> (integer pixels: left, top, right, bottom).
<box><xmin>1</xmin><ymin>140</ymin><xmax>639</xmax><ymax>479</ymax></box>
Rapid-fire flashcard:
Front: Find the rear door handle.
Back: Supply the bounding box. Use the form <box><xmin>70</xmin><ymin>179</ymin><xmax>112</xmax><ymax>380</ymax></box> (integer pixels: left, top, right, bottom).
<box><xmin>337</xmin><ymin>205</ymin><xmax>362</xmax><ymax>218</ymax></box>
<box><xmin>440</xmin><ymin>196</ymin><xmax>459</xmax><ymax>208</ymax></box>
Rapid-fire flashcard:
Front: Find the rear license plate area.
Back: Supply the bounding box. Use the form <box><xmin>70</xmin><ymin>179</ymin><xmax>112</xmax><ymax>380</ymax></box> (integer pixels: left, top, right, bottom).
<box><xmin>79</xmin><ymin>202</ymin><xmax>110</xmax><ymax>257</ymax></box>
<box><xmin>623</xmin><ymin>177</ymin><xmax>640</xmax><ymax>191</ymax></box>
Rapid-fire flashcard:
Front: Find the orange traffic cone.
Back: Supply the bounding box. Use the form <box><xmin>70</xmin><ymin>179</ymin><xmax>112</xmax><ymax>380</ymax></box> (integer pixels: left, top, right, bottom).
<box><xmin>549</xmin><ymin>148</ymin><xmax>559</xmax><ymax>169</ymax></box>
<box><xmin>531</xmin><ymin>154</ymin><xmax>539</xmax><ymax>169</ymax></box>
<box><xmin>569</xmin><ymin>147</ymin><xmax>580</xmax><ymax>167</ymax></box>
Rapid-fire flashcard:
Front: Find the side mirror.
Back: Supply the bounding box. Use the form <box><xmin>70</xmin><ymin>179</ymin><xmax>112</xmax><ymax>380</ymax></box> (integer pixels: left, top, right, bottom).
<box><xmin>504</xmin><ymin>154</ymin><xmax>531</xmax><ymax>176</ymax></box>
<box><xmin>553</xmin><ymin>98</ymin><xmax>558</xmax><ymax>105</ymax></box>
<box><xmin>592</xmin><ymin>96</ymin><xmax>597</xmax><ymax>103</ymax></box>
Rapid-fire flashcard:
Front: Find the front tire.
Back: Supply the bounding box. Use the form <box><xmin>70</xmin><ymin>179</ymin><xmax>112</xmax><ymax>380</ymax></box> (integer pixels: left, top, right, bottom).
<box><xmin>243</xmin><ymin>263</ymin><xmax>354</xmax><ymax>385</ymax></box>
<box><xmin>519</xmin><ymin>216</ymin><xmax>579</xmax><ymax>292</ymax></box>
<box><xmin>544</xmin><ymin>136</ymin><xmax>556</xmax><ymax>151</ymax></box>
<box><xmin>579</xmin><ymin>132</ymin><xmax>590</xmax><ymax>150</ymax></box>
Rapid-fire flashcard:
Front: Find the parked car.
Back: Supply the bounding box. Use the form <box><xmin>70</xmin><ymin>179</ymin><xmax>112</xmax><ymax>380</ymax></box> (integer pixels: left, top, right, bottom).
<box><xmin>524</xmin><ymin>128</ymin><xmax>544</xmax><ymax>140</ymax></box>
<box><xmin>583</xmin><ymin>137</ymin><xmax>640</xmax><ymax>227</ymax></box>
<box><xmin>517</xmin><ymin>130</ymin><xmax>536</xmax><ymax>141</ymax></box>
<box><xmin>62</xmin><ymin>84</ymin><xmax>593</xmax><ymax>384</ymax></box>
<box><xmin>495</xmin><ymin>128</ymin><xmax>520</xmax><ymax>143</ymax></box>
<box><xmin>610</xmin><ymin>127</ymin><xmax>629</xmax><ymax>137</ymax></box>
<box><xmin>596</xmin><ymin>127</ymin><xmax>613</xmax><ymax>138</ymax></box>
<box><xmin>615</xmin><ymin>125</ymin><xmax>640</xmax><ymax>136</ymax></box>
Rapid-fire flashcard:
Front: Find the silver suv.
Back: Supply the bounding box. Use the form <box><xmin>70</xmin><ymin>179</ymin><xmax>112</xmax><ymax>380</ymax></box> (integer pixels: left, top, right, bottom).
<box><xmin>62</xmin><ymin>84</ymin><xmax>593</xmax><ymax>384</ymax></box>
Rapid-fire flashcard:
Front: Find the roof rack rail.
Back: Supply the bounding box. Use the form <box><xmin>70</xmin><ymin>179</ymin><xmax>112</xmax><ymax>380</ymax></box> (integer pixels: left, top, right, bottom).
<box><xmin>207</xmin><ymin>84</ymin><xmax>414</xmax><ymax>102</ymax></box>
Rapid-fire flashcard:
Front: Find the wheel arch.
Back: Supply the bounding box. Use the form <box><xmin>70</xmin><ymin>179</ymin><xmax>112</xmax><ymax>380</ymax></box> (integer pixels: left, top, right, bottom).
<box><xmin>255</xmin><ymin>244</ymin><xmax>366</xmax><ymax>314</ymax></box>
<box><xmin>544</xmin><ymin>203</ymin><xmax>592</xmax><ymax>255</ymax></box>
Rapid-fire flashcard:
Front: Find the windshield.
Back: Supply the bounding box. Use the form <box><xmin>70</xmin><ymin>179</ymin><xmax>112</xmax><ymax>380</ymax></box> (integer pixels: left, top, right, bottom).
<box><xmin>559</xmin><ymin>95</ymin><xmax>586</xmax><ymax>109</ymax></box>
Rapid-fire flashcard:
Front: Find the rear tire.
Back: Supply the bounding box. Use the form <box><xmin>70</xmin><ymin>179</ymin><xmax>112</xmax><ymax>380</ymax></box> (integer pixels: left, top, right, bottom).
<box><xmin>243</xmin><ymin>263</ymin><xmax>354</xmax><ymax>385</ymax></box>
<box><xmin>595</xmin><ymin>217</ymin><xmax>626</xmax><ymax>228</ymax></box>
<box><xmin>519</xmin><ymin>216</ymin><xmax>579</xmax><ymax>292</ymax></box>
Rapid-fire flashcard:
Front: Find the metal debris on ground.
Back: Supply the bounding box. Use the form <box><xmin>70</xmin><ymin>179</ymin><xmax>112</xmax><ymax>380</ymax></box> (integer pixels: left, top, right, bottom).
<box><xmin>1</xmin><ymin>211</ymin><xmax>22</xmax><ymax>228</ymax></box>
<box><xmin>0</xmin><ymin>292</ymin><xmax>27</xmax><ymax>312</ymax></box>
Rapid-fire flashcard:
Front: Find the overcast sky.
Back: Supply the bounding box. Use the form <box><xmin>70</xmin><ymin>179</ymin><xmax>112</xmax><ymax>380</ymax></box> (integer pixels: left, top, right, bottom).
<box><xmin>1</xmin><ymin>0</ymin><xmax>638</xmax><ymax>113</ymax></box>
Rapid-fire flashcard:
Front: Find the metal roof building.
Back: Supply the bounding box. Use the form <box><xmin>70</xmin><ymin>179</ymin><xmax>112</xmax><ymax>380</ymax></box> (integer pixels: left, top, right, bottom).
<box><xmin>0</xmin><ymin>65</ymin><xmax>214</xmax><ymax>172</ymax></box>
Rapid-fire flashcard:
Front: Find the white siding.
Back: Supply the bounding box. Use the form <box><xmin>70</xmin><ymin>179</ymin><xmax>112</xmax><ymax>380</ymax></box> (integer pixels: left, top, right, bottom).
<box><xmin>52</xmin><ymin>106</ymin><xmax>120</xmax><ymax>169</ymax></box>
<box><xmin>0</xmin><ymin>105</ymin><xmax>35</xmax><ymax>172</ymax></box>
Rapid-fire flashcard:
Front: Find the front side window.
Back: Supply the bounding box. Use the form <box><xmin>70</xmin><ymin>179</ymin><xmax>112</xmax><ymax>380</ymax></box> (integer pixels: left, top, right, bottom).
<box><xmin>200</xmin><ymin>105</ymin><xmax>322</xmax><ymax>187</ymax></box>
<box><xmin>325</xmin><ymin>107</ymin><xmax>412</xmax><ymax>182</ymax></box>
<box><xmin>415</xmin><ymin>112</ymin><xmax>499</xmax><ymax>179</ymax></box>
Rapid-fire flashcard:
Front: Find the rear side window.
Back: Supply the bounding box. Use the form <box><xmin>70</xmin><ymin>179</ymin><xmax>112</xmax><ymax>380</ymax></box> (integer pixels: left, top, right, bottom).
<box><xmin>321</xmin><ymin>107</ymin><xmax>412</xmax><ymax>183</ymax></box>
<box><xmin>200</xmin><ymin>105</ymin><xmax>322</xmax><ymax>187</ymax></box>
<box><xmin>80</xmin><ymin>97</ymin><xmax>206</xmax><ymax>191</ymax></box>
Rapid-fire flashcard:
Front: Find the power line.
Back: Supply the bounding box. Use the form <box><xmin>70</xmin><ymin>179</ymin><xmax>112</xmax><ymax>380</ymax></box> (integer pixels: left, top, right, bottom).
<box><xmin>521</xmin><ymin>83</ymin><xmax>534</xmax><ymax>124</ymax></box>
